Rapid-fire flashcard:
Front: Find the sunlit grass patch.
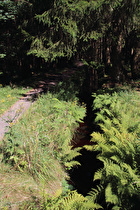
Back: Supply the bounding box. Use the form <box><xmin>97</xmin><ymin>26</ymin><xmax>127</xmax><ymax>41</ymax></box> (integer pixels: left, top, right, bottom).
<box><xmin>0</xmin><ymin>86</ymin><xmax>31</xmax><ymax>116</ymax></box>
<box><xmin>0</xmin><ymin>92</ymin><xmax>85</xmax><ymax>208</ymax></box>
<box><xmin>0</xmin><ymin>164</ymin><xmax>40</xmax><ymax>209</ymax></box>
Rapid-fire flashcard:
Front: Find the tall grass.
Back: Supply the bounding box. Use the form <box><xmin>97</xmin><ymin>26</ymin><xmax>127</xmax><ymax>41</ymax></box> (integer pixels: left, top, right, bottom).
<box><xmin>0</xmin><ymin>85</ymin><xmax>31</xmax><ymax>116</ymax></box>
<box><xmin>0</xmin><ymin>92</ymin><xmax>86</xmax><ymax>208</ymax></box>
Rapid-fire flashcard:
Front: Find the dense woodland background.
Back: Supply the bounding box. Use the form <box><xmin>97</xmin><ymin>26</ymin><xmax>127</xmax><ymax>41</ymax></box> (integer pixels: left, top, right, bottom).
<box><xmin>0</xmin><ymin>0</ymin><xmax>139</xmax><ymax>88</ymax></box>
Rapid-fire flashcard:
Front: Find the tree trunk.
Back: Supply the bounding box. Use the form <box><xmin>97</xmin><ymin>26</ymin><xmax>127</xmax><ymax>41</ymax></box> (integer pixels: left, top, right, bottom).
<box><xmin>110</xmin><ymin>32</ymin><xmax>123</xmax><ymax>84</ymax></box>
<box><xmin>131</xmin><ymin>45</ymin><xmax>140</xmax><ymax>79</ymax></box>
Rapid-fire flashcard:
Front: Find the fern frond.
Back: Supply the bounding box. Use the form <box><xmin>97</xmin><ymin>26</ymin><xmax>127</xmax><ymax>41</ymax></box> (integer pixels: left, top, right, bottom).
<box><xmin>64</xmin><ymin>147</ymin><xmax>82</xmax><ymax>161</ymax></box>
<box><xmin>83</xmin><ymin>202</ymin><xmax>103</xmax><ymax>209</ymax></box>
<box><xmin>105</xmin><ymin>183</ymin><xmax>118</xmax><ymax>205</ymax></box>
<box><xmin>100</xmin><ymin>108</ymin><xmax>112</xmax><ymax>117</ymax></box>
<box><xmin>87</xmin><ymin>184</ymin><xmax>104</xmax><ymax>201</ymax></box>
<box><xmin>83</xmin><ymin>145</ymin><xmax>94</xmax><ymax>151</ymax></box>
<box><xmin>64</xmin><ymin>160</ymin><xmax>81</xmax><ymax>170</ymax></box>
<box><xmin>90</xmin><ymin>91</ymin><xmax>140</xmax><ymax>209</ymax></box>
<box><xmin>91</xmin><ymin>132</ymin><xmax>105</xmax><ymax>143</ymax></box>
<box><xmin>61</xmin><ymin>191</ymin><xmax>86</xmax><ymax>209</ymax></box>
<box><xmin>94</xmin><ymin>168</ymin><xmax>103</xmax><ymax>181</ymax></box>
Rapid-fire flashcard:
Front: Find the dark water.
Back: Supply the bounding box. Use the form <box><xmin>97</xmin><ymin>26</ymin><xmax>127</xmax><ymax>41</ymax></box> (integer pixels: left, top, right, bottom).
<box><xmin>69</xmin><ymin>115</ymin><xmax>102</xmax><ymax>196</ymax></box>
<box><xmin>69</xmin><ymin>148</ymin><xmax>102</xmax><ymax>195</ymax></box>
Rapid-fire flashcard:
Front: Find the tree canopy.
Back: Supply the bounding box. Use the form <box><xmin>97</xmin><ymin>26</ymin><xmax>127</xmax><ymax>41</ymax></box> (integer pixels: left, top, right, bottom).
<box><xmin>0</xmin><ymin>0</ymin><xmax>139</xmax><ymax>84</ymax></box>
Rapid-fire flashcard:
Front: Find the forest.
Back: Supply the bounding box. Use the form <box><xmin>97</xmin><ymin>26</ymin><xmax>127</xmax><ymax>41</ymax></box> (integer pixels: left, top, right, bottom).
<box><xmin>0</xmin><ymin>0</ymin><xmax>140</xmax><ymax>209</ymax></box>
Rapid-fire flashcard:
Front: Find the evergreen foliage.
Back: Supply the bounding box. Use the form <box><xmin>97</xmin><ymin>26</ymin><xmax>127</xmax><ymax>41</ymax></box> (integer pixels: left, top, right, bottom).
<box><xmin>0</xmin><ymin>0</ymin><xmax>17</xmax><ymax>59</ymax></box>
<box><xmin>27</xmin><ymin>0</ymin><xmax>111</xmax><ymax>61</ymax></box>
<box><xmin>0</xmin><ymin>0</ymin><xmax>139</xmax><ymax>82</ymax></box>
<box><xmin>27</xmin><ymin>0</ymin><xmax>140</xmax><ymax>82</ymax></box>
<box><xmin>0</xmin><ymin>0</ymin><xmax>32</xmax><ymax>77</ymax></box>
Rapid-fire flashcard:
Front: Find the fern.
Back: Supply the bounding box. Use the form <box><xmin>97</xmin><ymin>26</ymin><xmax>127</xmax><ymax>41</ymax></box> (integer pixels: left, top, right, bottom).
<box><xmin>59</xmin><ymin>190</ymin><xmax>102</xmax><ymax>210</ymax></box>
<box><xmin>61</xmin><ymin>191</ymin><xmax>86</xmax><ymax>209</ymax></box>
<box><xmin>105</xmin><ymin>183</ymin><xmax>119</xmax><ymax>205</ymax></box>
<box><xmin>89</xmin><ymin>90</ymin><xmax>140</xmax><ymax>209</ymax></box>
<box><xmin>41</xmin><ymin>190</ymin><xmax>102</xmax><ymax>210</ymax></box>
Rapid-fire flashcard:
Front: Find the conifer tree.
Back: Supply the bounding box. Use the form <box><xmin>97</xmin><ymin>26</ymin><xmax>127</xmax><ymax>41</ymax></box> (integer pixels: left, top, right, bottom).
<box><xmin>0</xmin><ymin>0</ymin><xmax>139</xmax><ymax>83</ymax></box>
<box><xmin>28</xmin><ymin>0</ymin><xmax>139</xmax><ymax>83</ymax></box>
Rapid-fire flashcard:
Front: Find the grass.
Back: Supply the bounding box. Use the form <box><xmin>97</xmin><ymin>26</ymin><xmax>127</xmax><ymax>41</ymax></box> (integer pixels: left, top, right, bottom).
<box><xmin>0</xmin><ymin>91</ymin><xmax>85</xmax><ymax>208</ymax></box>
<box><xmin>0</xmin><ymin>165</ymin><xmax>40</xmax><ymax>209</ymax></box>
<box><xmin>0</xmin><ymin>85</ymin><xmax>31</xmax><ymax>116</ymax></box>
<box><xmin>0</xmin><ymin>160</ymin><xmax>65</xmax><ymax>209</ymax></box>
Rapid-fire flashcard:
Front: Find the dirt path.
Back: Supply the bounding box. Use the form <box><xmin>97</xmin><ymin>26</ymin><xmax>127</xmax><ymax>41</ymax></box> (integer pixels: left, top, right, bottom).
<box><xmin>0</xmin><ymin>88</ymin><xmax>45</xmax><ymax>140</ymax></box>
<box><xmin>0</xmin><ymin>66</ymin><xmax>83</xmax><ymax>141</ymax></box>
<box><xmin>0</xmin><ymin>71</ymin><xmax>67</xmax><ymax>141</ymax></box>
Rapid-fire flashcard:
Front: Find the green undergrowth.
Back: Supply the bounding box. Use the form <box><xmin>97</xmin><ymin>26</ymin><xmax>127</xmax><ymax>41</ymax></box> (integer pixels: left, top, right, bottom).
<box><xmin>0</xmin><ymin>92</ymin><xmax>87</xmax><ymax>208</ymax></box>
<box><xmin>93</xmin><ymin>89</ymin><xmax>140</xmax><ymax>137</ymax></box>
<box><xmin>0</xmin><ymin>86</ymin><xmax>140</xmax><ymax>209</ymax></box>
<box><xmin>0</xmin><ymin>85</ymin><xmax>31</xmax><ymax>116</ymax></box>
<box><xmin>85</xmin><ymin>89</ymin><xmax>140</xmax><ymax>209</ymax></box>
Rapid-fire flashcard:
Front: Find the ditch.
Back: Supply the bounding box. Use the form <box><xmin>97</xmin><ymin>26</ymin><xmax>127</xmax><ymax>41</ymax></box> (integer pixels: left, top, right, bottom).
<box><xmin>69</xmin><ymin>94</ymin><xmax>103</xmax><ymax>196</ymax></box>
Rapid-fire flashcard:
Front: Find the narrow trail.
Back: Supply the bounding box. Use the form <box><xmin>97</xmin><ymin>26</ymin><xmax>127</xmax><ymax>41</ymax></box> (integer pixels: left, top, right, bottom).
<box><xmin>0</xmin><ymin>77</ymin><xmax>61</xmax><ymax>141</ymax></box>
<box><xmin>0</xmin><ymin>70</ymin><xmax>73</xmax><ymax>141</ymax></box>
<box><xmin>0</xmin><ymin>88</ymin><xmax>44</xmax><ymax>140</ymax></box>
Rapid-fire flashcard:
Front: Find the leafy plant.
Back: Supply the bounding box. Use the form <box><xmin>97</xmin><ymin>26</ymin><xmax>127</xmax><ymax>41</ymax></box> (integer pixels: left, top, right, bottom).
<box><xmin>92</xmin><ymin>90</ymin><xmax>140</xmax><ymax>136</ymax></box>
<box><xmin>38</xmin><ymin>190</ymin><xmax>102</xmax><ymax>210</ymax></box>
<box><xmin>91</xmin><ymin>126</ymin><xmax>140</xmax><ymax>209</ymax></box>
<box><xmin>88</xmin><ymin>90</ymin><xmax>140</xmax><ymax>209</ymax></box>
